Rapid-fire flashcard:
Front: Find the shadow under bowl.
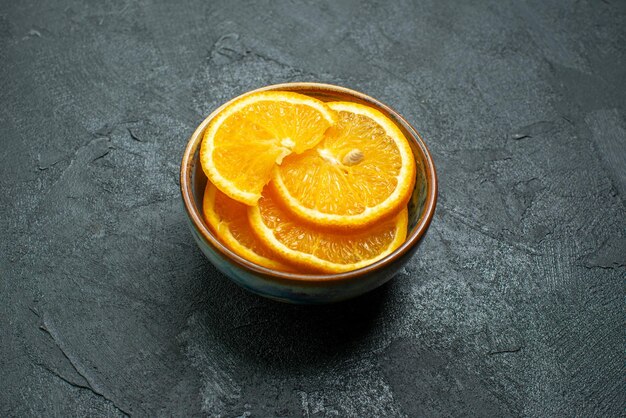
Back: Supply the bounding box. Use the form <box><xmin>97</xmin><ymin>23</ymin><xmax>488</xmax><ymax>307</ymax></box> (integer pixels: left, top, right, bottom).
<box><xmin>180</xmin><ymin>82</ymin><xmax>437</xmax><ymax>304</ymax></box>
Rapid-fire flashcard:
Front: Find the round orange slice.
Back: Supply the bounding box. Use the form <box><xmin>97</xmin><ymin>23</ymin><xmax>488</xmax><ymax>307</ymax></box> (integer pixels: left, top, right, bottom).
<box><xmin>200</xmin><ymin>91</ymin><xmax>335</xmax><ymax>206</ymax></box>
<box><xmin>273</xmin><ymin>101</ymin><xmax>416</xmax><ymax>228</ymax></box>
<box><xmin>248</xmin><ymin>187</ymin><xmax>408</xmax><ymax>273</ymax></box>
<box><xmin>202</xmin><ymin>182</ymin><xmax>292</xmax><ymax>271</ymax></box>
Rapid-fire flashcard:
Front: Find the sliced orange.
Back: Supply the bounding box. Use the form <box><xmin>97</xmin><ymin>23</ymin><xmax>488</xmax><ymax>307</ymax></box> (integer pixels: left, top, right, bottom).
<box><xmin>273</xmin><ymin>101</ymin><xmax>416</xmax><ymax>228</ymax></box>
<box><xmin>202</xmin><ymin>182</ymin><xmax>292</xmax><ymax>271</ymax></box>
<box><xmin>200</xmin><ymin>91</ymin><xmax>335</xmax><ymax>206</ymax></box>
<box><xmin>248</xmin><ymin>187</ymin><xmax>408</xmax><ymax>273</ymax></box>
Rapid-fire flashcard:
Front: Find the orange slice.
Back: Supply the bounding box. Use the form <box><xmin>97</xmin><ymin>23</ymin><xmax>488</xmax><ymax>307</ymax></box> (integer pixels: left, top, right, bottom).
<box><xmin>202</xmin><ymin>182</ymin><xmax>292</xmax><ymax>271</ymax></box>
<box><xmin>248</xmin><ymin>187</ymin><xmax>408</xmax><ymax>273</ymax></box>
<box><xmin>200</xmin><ymin>91</ymin><xmax>335</xmax><ymax>205</ymax></box>
<box><xmin>273</xmin><ymin>101</ymin><xmax>416</xmax><ymax>228</ymax></box>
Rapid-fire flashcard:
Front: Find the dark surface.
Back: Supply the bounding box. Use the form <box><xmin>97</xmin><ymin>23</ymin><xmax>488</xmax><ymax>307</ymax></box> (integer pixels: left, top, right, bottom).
<box><xmin>1</xmin><ymin>0</ymin><xmax>625</xmax><ymax>416</ymax></box>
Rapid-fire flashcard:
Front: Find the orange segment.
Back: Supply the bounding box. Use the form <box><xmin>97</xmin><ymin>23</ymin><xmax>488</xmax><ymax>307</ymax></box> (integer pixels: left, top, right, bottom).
<box><xmin>200</xmin><ymin>91</ymin><xmax>335</xmax><ymax>205</ymax></box>
<box><xmin>248</xmin><ymin>187</ymin><xmax>408</xmax><ymax>273</ymax></box>
<box><xmin>202</xmin><ymin>182</ymin><xmax>292</xmax><ymax>271</ymax></box>
<box><xmin>273</xmin><ymin>101</ymin><xmax>416</xmax><ymax>228</ymax></box>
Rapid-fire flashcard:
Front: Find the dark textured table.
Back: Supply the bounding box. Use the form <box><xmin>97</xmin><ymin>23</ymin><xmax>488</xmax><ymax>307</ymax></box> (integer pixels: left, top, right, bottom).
<box><xmin>2</xmin><ymin>1</ymin><xmax>625</xmax><ymax>416</ymax></box>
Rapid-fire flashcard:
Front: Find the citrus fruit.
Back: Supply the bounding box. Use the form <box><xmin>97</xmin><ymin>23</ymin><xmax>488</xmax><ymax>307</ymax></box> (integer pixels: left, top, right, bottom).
<box><xmin>202</xmin><ymin>182</ymin><xmax>292</xmax><ymax>271</ymax></box>
<box><xmin>272</xmin><ymin>101</ymin><xmax>416</xmax><ymax>228</ymax></box>
<box><xmin>248</xmin><ymin>187</ymin><xmax>408</xmax><ymax>273</ymax></box>
<box><xmin>200</xmin><ymin>91</ymin><xmax>335</xmax><ymax>206</ymax></box>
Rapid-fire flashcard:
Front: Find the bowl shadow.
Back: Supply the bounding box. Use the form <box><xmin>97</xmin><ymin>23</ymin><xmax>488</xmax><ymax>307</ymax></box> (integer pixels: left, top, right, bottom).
<box><xmin>188</xmin><ymin>262</ymin><xmax>394</xmax><ymax>372</ymax></box>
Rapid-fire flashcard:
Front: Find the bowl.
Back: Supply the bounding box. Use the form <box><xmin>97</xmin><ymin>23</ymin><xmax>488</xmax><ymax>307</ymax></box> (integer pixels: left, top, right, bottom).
<box><xmin>180</xmin><ymin>82</ymin><xmax>437</xmax><ymax>304</ymax></box>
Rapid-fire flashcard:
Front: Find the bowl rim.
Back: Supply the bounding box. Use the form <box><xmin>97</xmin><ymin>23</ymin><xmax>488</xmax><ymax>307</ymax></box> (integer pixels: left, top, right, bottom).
<box><xmin>180</xmin><ymin>82</ymin><xmax>438</xmax><ymax>283</ymax></box>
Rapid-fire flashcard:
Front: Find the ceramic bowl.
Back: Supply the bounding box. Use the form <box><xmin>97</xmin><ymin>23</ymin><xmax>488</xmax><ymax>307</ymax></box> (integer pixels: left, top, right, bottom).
<box><xmin>180</xmin><ymin>82</ymin><xmax>437</xmax><ymax>304</ymax></box>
